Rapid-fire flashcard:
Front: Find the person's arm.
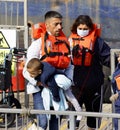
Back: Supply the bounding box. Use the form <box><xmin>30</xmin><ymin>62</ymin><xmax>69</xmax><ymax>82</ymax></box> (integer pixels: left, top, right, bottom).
<box><xmin>23</xmin><ymin>38</ymin><xmax>42</xmax><ymax>86</ymax></box>
<box><xmin>96</xmin><ymin>37</ymin><xmax>119</xmax><ymax>68</ymax></box>
<box><xmin>23</xmin><ymin>66</ymin><xmax>37</xmax><ymax>86</ymax></box>
<box><xmin>40</xmin><ymin>62</ymin><xmax>56</xmax><ymax>85</ymax></box>
<box><xmin>27</xmin><ymin>38</ymin><xmax>42</xmax><ymax>60</ymax></box>
<box><xmin>96</xmin><ymin>37</ymin><xmax>111</xmax><ymax>67</ymax></box>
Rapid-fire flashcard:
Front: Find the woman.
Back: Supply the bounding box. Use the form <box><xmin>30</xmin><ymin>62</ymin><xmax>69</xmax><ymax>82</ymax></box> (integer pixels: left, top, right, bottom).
<box><xmin>69</xmin><ymin>15</ymin><xmax>111</xmax><ymax>130</ymax></box>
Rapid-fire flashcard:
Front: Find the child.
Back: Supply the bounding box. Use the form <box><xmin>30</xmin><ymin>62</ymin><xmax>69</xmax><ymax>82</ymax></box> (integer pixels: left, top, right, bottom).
<box><xmin>27</xmin><ymin>58</ymin><xmax>62</xmax><ymax>102</ymax></box>
<box><xmin>110</xmin><ymin>62</ymin><xmax>120</xmax><ymax>130</ymax></box>
<box><xmin>27</xmin><ymin>58</ymin><xmax>82</xmax><ymax>124</ymax></box>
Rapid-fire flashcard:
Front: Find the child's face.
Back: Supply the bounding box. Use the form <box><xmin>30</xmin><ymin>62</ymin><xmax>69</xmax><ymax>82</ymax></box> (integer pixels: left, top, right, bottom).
<box><xmin>27</xmin><ymin>68</ymin><xmax>41</xmax><ymax>78</ymax></box>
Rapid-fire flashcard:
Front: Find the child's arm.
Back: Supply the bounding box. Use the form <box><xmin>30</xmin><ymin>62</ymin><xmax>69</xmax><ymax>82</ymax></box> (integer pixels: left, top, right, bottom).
<box><xmin>36</xmin><ymin>81</ymin><xmax>43</xmax><ymax>86</ymax></box>
<box><xmin>40</xmin><ymin>62</ymin><xmax>56</xmax><ymax>85</ymax></box>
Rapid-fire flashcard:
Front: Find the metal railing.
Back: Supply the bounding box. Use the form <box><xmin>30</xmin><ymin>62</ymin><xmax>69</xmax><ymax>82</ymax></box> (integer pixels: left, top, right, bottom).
<box><xmin>0</xmin><ymin>107</ymin><xmax>119</xmax><ymax>130</ymax></box>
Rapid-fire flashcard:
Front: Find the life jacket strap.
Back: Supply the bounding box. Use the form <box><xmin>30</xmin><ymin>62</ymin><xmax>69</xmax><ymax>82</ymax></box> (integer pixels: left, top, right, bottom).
<box><xmin>40</xmin><ymin>32</ymin><xmax>70</xmax><ymax>61</ymax></box>
<box><xmin>40</xmin><ymin>52</ymin><xmax>69</xmax><ymax>61</ymax></box>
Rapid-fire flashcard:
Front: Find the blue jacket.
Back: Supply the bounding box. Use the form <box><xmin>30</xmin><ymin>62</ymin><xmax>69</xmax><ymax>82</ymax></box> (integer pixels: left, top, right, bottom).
<box><xmin>111</xmin><ymin>63</ymin><xmax>120</xmax><ymax>106</ymax></box>
<box><xmin>111</xmin><ymin>63</ymin><xmax>120</xmax><ymax>93</ymax></box>
<box><xmin>35</xmin><ymin>62</ymin><xmax>64</xmax><ymax>100</ymax></box>
<box><xmin>35</xmin><ymin>62</ymin><xmax>63</xmax><ymax>86</ymax></box>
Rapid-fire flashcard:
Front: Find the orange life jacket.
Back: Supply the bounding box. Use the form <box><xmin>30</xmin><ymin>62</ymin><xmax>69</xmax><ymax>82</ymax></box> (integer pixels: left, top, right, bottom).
<box><xmin>31</xmin><ymin>22</ymin><xmax>46</xmax><ymax>40</ymax></box>
<box><xmin>40</xmin><ymin>32</ymin><xmax>71</xmax><ymax>69</ymax></box>
<box><xmin>31</xmin><ymin>22</ymin><xmax>70</xmax><ymax>69</ymax></box>
<box><xmin>70</xmin><ymin>24</ymin><xmax>101</xmax><ymax>66</ymax></box>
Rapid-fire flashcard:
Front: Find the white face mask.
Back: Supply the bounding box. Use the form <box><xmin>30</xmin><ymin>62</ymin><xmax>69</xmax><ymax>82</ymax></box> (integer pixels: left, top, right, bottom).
<box><xmin>77</xmin><ymin>29</ymin><xmax>89</xmax><ymax>37</ymax></box>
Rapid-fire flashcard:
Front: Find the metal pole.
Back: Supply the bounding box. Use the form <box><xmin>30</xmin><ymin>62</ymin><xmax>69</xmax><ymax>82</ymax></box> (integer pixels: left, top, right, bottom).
<box><xmin>24</xmin><ymin>0</ymin><xmax>29</xmax><ymax>107</ymax></box>
<box><xmin>24</xmin><ymin>0</ymin><xmax>28</xmax><ymax>49</ymax></box>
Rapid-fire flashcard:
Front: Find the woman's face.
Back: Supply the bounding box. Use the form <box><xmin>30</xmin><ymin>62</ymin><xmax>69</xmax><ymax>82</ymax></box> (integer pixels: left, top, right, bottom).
<box><xmin>77</xmin><ymin>24</ymin><xmax>90</xmax><ymax>31</ymax></box>
<box><xmin>77</xmin><ymin>24</ymin><xmax>90</xmax><ymax>37</ymax></box>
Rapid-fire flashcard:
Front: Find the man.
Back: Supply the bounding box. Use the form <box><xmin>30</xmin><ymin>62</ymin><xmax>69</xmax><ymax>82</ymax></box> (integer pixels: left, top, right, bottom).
<box><xmin>23</xmin><ymin>11</ymin><xmax>73</xmax><ymax>130</ymax></box>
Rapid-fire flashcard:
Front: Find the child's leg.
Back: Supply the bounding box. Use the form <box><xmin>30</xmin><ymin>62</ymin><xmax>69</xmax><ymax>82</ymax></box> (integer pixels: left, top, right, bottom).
<box><xmin>47</xmin><ymin>77</ymin><xmax>60</xmax><ymax>102</ymax></box>
<box><xmin>54</xmin><ymin>74</ymin><xmax>82</xmax><ymax>128</ymax></box>
<box><xmin>54</xmin><ymin>74</ymin><xmax>82</xmax><ymax>118</ymax></box>
<box><xmin>64</xmin><ymin>88</ymin><xmax>82</xmax><ymax>120</ymax></box>
<box><xmin>54</xmin><ymin>74</ymin><xmax>72</xmax><ymax>90</ymax></box>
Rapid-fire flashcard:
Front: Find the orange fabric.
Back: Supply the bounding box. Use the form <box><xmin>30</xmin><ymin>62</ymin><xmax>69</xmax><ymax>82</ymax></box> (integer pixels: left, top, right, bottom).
<box><xmin>31</xmin><ymin>22</ymin><xmax>46</xmax><ymax>39</ymax></box>
<box><xmin>12</xmin><ymin>62</ymin><xmax>25</xmax><ymax>92</ymax></box>
<box><xmin>31</xmin><ymin>22</ymin><xmax>70</xmax><ymax>69</ymax></box>
<box><xmin>41</xmin><ymin>31</ymin><xmax>71</xmax><ymax>69</ymax></box>
<box><xmin>115</xmin><ymin>75</ymin><xmax>120</xmax><ymax>90</ymax></box>
<box><xmin>70</xmin><ymin>24</ymin><xmax>101</xmax><ymax>66</ymax></box>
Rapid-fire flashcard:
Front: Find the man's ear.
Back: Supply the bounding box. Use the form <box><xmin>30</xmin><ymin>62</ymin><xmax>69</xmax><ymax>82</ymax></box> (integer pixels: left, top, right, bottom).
<box><xmin>45</xmin><ymin>23</ymin><xmax>49</xmax><ymax>30</ymax></box>
<box><xmin>45</xmin><ymin>19</ymin><xmax>50</xmax><ymax>29</ymax></box>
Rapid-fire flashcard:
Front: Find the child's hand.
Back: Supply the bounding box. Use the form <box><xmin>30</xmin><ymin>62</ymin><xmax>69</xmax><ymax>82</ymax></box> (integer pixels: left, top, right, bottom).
<box><xmin>44</xmin><ymin>84</ymin><xmax>48</xmax><ymax>88</ymax></box>
<box><xmin>36</xmin><ymin>81</ymin><xmax>42</xmax><ymax>86</ymax></box>
<box><xmin>109</xmin><ymin>93</ymin><xmax>119</xmax><ymax>102</ymax></box>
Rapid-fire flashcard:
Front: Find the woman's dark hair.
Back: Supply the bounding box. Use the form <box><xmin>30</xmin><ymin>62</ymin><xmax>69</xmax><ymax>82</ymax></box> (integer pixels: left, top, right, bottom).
<box><xmin>71</xmin><ymin>15</ymin><xmax>94</xmax><ymax>33</ymax></box>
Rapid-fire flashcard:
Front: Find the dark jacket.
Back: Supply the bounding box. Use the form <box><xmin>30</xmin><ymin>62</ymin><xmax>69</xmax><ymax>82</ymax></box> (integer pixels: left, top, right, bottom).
<box><xmin>73</xmin><ymin>37</ymin><xmax>111</xmax><ymax>92</ymax></box>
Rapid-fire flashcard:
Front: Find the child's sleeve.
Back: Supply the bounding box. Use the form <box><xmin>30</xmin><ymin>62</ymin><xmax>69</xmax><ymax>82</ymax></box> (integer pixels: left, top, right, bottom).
<box><xmin>40</xmin><ymin>62</ymin><xmax>56</xmax><ymax>85</ymax></box>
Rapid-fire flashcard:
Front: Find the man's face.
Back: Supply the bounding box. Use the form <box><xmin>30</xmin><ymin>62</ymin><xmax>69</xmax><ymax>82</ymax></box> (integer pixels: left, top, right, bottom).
<box><xmin>45</xmin><ymin>17</ymin><xmax>63</xmax><ymax>36</ymax></box>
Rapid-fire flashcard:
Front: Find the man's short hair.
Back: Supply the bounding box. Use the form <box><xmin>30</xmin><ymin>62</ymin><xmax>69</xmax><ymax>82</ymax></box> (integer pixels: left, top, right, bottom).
<box><xmin>45</xmin><ymin>10</ymin><xmax>62</xmax><ymax>21</ymax></box>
